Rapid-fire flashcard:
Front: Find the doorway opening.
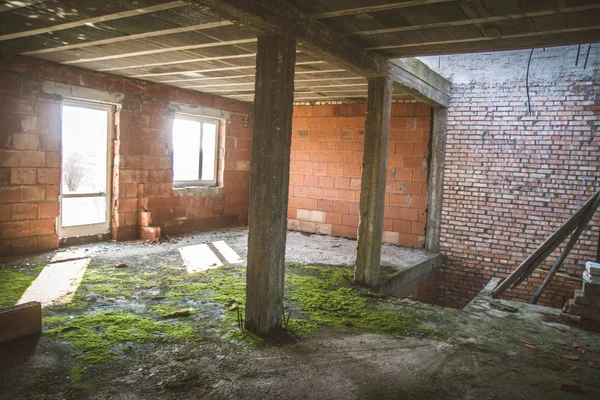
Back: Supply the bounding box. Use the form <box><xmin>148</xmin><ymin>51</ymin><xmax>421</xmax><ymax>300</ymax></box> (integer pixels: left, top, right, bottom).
<box><xmin>58</xmin><ymin>101</ymin><xmax>112</xmax><ymax>238</ymax></box>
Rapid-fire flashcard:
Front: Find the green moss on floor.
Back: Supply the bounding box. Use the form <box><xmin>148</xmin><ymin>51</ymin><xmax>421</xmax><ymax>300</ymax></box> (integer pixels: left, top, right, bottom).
<box><xmin>285</xmin><ymin>264</ymin><xmax>433</xmax><ymax>337</ymax></box>
<box><xmin>0</xmin><ymin>269</ymin><xmax>38</xmax><ymax>308</ymax></box>
<box><xmin>45</xmin><ymin>311</ymin><xmax>200</xmax><ymax>364</ymax></box>
<box><xmin>41</xmin><ymin>261</ymin><xmax>437</xmax><ymax>365</ymax></box>
<box><xmin>68</xmin><ymin>365</ymin><xmax>87</xmax><ymax>389</ymax></box>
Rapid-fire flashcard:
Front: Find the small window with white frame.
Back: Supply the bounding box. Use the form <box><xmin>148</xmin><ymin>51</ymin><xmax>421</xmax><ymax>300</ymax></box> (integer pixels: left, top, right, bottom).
<box><xmin>172</xmin><ymin>115</ymin><xmax>219</xmax><ymax>187</ymax></box>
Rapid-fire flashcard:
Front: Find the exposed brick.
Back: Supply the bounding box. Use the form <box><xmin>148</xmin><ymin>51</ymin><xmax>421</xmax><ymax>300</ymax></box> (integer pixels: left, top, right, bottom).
<box><xmin>289</xmin><ymin>101</ymin><xmax>430</xmax><ymax>247</ymax></box>
<box><xmin>30</xmin><ymin>218</ymin><xmax>55</xmax><ymax>235</ymax></box>
<box><xmin>38</xmin><ymin>202</ymin><xmax>59</xmax><ymax>219</ymax></box>
<box><xmin>2</xmin><ymin>220</ymin><xmax>29</xmax><ymax>238</ymax></box>
<box><xmin>11</xmin><ymin>203</ymin><xmax>37</xmax><ymax>220</ymax></box>
<box><xmin>10</xmin><ymin>168</ymin><xmax>36</xmax><ymax>184</ymax></box>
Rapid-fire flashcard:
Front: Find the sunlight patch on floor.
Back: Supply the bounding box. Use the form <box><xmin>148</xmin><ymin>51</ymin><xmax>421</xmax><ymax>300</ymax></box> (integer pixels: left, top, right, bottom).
<box><xmin>179</xmin><ymin>244</ymin><xmax>223</xmax><ymax>273</ymax></box>
<box><xmin>179</xmin><ymin>241</ymin><xmax>244</xmax><ymax>273</ymax></box>
<box><xmin>18</xmin><ymin>258</ymin><xmax>90</xmax><ymax>306</ymax></box>
<box><xmin>212</xmin><ymin>240</ymin><xmax>243</xmax><ymax>264</ymax></box>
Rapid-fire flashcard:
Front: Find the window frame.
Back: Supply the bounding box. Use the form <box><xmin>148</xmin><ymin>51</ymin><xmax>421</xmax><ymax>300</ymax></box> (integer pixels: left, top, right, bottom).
<box><xmin>172</xmin><ymin>113</ymin><xmax>220</xmax><ymax>188</ymax></box>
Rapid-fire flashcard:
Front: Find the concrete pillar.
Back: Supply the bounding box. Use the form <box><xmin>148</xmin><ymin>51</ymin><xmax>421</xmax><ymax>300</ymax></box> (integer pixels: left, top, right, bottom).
<box><xmin>355</xmin><ymin>77</ymin><xmax>393</xmax><ymax>287</ymax></box>
<box><xmin>425</xmin><ymin>107</ymin><xmax>448</xmax><ymax>252</ymax></box>
<box><xmin>245</xmin><ymin>32</ymin><xmax>296</xmax><ymax>336</ymax></box>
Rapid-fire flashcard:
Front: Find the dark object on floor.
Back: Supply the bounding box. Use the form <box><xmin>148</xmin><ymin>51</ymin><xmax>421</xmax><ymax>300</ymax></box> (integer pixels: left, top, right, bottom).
<box><xmin>163</xmin><ymin>309</ymin><xmax>192</xmax><ymax>318</ymax></box>
<box><xmin>489</xmin><ymin>301</ymin><xmax>518</xmax><ymax>313</ymax></box>
<box><xmin>0</xmin><ymin>301</ymin><xmax>42</xmax><ymax>344</ymax></box>
<box><xmin>559</xmin><ymin>380</ymin><xmax>583</xmax><ymax>394</ymax></box>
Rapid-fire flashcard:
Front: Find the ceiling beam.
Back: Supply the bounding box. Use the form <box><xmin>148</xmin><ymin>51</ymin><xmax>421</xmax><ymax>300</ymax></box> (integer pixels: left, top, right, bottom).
<box><xmin>367</xmin><ymin>26</ymin><xmax>600</xmax><ymax>51</ymax></box>
<box><xmin>0</xmin><ymin>1</ymin><xmax>188</xmax><ymax>42</ymax></box>
<box><xmin>310</xmin><ymin>0</ymin><xmax>454</xmax><ymax>19</ymax></box>
<box><xmin>348</xmin><ymin>4</ymin><xmax>600</xmax><ymax>37</ymax></box>
<box><xmin>61</xmin><ymin>38</ymin><xmax>257</xmax><ymax>65</ymax></box>
<box><xmin>21</xmin><ymin>21</ymin><xmax>233</xmax><ymax>56</ymax></box>
<box><xmin>385</xmin><ymin>29</ymin><xmax>600</xmax><ymax>57</ymax></box>
<box><xmin>194</xmin><ymin>0</ymin><xmax>450</xmax><ymax>106</ymax></box>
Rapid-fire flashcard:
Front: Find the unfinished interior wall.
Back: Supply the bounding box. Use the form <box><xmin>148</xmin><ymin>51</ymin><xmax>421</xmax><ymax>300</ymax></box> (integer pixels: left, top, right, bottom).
<box><xmin>288</xmin><ymin>101</ymin><xmax>431</xmax><ymax>248</ymax></box>
<box><xmin>420</xmin><ymin>45</ymin><xmax>600</xmax><ymax>308</ymax></box>
<box><xmin>0</xmin><ymin>54</ymin><xmax>251</xmax><ymax>255</ymax></box>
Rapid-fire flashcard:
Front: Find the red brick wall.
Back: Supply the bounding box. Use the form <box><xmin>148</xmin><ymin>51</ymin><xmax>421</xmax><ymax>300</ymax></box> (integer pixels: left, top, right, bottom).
<box><xmin>0</xmin><ymin>54</ymin><xmax>251</xmax><ymax>255</ymax></box>
<box><xmin>288</xmin><ymin>101</ymin><xmax>432</xmax><ymax>248</ymax></box>
<box><xmin>438</xmin><ymin>79</ymin><xmax>600</xmax><ymax>308</ymax></box>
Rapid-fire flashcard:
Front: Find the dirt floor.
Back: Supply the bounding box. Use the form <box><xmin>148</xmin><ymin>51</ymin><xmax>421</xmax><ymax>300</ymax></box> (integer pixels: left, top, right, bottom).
<box><xmin>1</xmin><ymin>227</ymin><xmax>599</xmax><ymax>399</ymax></box>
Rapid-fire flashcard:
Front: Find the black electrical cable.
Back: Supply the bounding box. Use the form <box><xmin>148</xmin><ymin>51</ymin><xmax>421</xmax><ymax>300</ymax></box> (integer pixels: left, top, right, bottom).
<box><xmin>526</xmin><ymin>48</ymin><xmax>534</xmax><ymax>115</ymax></box>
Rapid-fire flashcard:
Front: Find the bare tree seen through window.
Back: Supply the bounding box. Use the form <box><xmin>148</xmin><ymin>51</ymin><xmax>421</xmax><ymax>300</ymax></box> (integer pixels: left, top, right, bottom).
<box><xmin>63</xmin><ymin>152</ymin><xmax>85</xmax><ymax>192</ymax></box>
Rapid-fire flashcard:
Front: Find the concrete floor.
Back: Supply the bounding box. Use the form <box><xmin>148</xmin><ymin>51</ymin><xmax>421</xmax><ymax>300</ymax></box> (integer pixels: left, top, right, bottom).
<box><xmin>1</xmin><ymin>228</ymin><xmax>600</xmax><ymax>399</ymax></box>
<box><xmin>0</xmin><ymin>227</ymin><xmax>435</xmax><ymax>271</ymax></box>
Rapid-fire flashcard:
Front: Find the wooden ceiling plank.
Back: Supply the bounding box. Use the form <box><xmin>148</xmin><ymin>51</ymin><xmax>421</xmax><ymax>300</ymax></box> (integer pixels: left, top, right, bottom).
<box><xmin>384</xmin><ymin>29</ymin><xmax>600</xmax><ymax>57</ymax></box>
<box><xmin>350</xmin><ymin>3</ymin><xmax>600</xmax><ymax>37</ymax></box>
<box><xmin>0</xmin><ymin>1</ymin><xmax>188</xmax><ymax>42</ymax></box>
<box><xmin>0</xmin><ymin>0</ymin><xmax>46</xmax><ymax>13</ymax></box>
<box><xmin>98</xmin><ymin>52</ymin><xmax>256</xmax><ymax>71</ymax></box>
<box><xmin>130</xmin><ymin>60</ymin><xmax>327</xmax><ymax>78</ymax></box>
<box><xmin>367</xmin><ymin>25</ymin><xmax>600</xmax><ymax>51</ymax></box>
<box><xmin>195</xmin><ymin>0</ymin><xmax>450</xmax><ymax>106</ymax></box>
<box><xmin>97</xmin><ymin>48</ymin><xmax>318</xmax><ymax>72</ymax></box>
<box><xmin>61</xmin><ymin>37</ymin><xmax>257</xmax><ymax>64</ymax></box>
<box><xmin>21</xmin><ymin>21</ymin><xmax>234</xmax><ymax>55</ymax></box>
<box><xmin>310</xmin><ymin>0</ymin><xmax>455</xmax><ymax>19</ymax></box>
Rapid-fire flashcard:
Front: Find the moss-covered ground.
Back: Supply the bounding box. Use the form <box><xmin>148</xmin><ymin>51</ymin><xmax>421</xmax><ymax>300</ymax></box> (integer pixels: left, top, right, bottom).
<box><xmin>0</xmin><ymin>259</ymin><xmax>438</xmax><ymax>388</ymax></box>
<box><xmin>0</xmin><ymin>266</ymin><xmax>44</xmax><ymax>307</ymax></box>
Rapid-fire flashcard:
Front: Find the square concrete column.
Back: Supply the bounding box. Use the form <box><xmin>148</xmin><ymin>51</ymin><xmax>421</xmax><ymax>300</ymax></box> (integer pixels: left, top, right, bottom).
<box><xmin>355</xmin><ymin>77</ymin><xmax>393</xmax><ymax>287</ymax></box>
<box><xmin>245</xmin><ymin>32</ymin><xmax>296</xmax><ymax>336</ymax></box>
<box><xmin>425</xmin><ymin>107</ymin><xmax>448</xmax><ymax>252</ymax></box>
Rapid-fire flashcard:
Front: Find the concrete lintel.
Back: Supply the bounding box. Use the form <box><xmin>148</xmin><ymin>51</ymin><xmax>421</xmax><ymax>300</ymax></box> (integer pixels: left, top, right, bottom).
<box><xmin>167</xmin><ymin>101</ymin><xmax>232</xmax><ymax>120</ymax></box>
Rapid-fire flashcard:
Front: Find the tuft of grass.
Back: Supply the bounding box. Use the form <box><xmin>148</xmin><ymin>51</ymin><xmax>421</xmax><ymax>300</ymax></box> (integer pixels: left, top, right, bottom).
<box><xmin>0</xmin><ymin>269</ymin><xmax>37</xmax><ymax>307</ymax></box>
<box><xmin>44</xmin><ymin>311</ymin><xmax>201</xmax><ymax>364</ymax></box>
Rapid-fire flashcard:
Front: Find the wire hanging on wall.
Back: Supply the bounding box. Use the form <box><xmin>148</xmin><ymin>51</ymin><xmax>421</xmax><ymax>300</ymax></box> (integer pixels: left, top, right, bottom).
<box><xmin>526</xmin><ymin>48</ymin><xmax>534</xmax><ymax>115</ymax></box>
<box><xmin>584</xmin><ymin>44</ymin><xmax>592</xmax><ymax>69</ymax></box>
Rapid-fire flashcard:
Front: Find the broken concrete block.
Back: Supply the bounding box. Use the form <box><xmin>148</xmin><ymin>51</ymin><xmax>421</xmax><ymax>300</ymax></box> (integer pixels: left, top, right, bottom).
<box><xmin>573</xmin><ymin>290</ymin><xmax>600</xmax><ymax>309</ymax></box>
<box><xmin>586</xmin><ymin>261</ymin><xmax>600</xmax><ymax>276</ymax></box>
<box><xmin>583</xmin><ymin>271</ymin><xmax>600</xmax><ymax>285</ymax></box>
<box><xmin>582</xmin><ymin>280</ymin><xmax>600</xmax><ymax>296</ymax></box>
<box><xmin>566</xmin><ymin>300</ymin><xmax>600</xmax><ymax>321</ymax></box>
<box><xmin>0</xmin><ymin>301</ymin><xmax>42</xmax><ymax>343</ymax></box>
<box><xmin>139</xmin><ymin>211</ymin><xmax>152</xmax><ymax>227</ymax></box>
<box><xmin>141</xmin><ymin>225</ymin><xmax>161</xmax><ymax>243</ymax></box>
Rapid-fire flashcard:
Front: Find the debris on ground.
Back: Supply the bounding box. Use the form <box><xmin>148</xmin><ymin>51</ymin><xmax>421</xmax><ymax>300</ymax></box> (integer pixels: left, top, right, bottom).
<box><xmin>554</xmin><ymin>325</ymin><xmax>566</xmax><ymax>332</ymax></box>
<box><xmin>559</xmin><ymin>381</ymin><xmax>582</xmax><ymax>393</ymax></box>
<box><xmin>561</xmin><ymin>355</ymin><xmax>580</xmax><ymax>361</ymax></box>
<box><xmin>489</xmin><ymin>301</ymin><xmax>518</xmax><ymax>313</ymax></box>
<box><xmin>115</xmin><ymin>263</ymin><xmax>128</xmax><ymax>268</ymax></box>
<box><xmin>517</xmin><ymin>338</ymin><xmax>533</xmax><ymax>346</ymax></box>
<box><xmin>163</xmin><ymin>309</ymin><xmax>192</xmax><ymax>319</ymax></box>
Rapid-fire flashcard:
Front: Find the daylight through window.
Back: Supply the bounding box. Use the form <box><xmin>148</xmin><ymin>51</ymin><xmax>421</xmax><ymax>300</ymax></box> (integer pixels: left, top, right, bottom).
<box><xmin>172</xmin><ymin>116</ymin><xmax>218</xmax><ymax>187</ymax></box>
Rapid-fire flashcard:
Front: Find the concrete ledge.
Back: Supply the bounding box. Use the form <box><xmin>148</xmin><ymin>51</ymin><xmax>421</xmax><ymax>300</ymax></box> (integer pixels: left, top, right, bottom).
<box><xmin>375</xmin><ymin>254</ymin><xmax>444</xmax><ymax>298</ymax></box>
